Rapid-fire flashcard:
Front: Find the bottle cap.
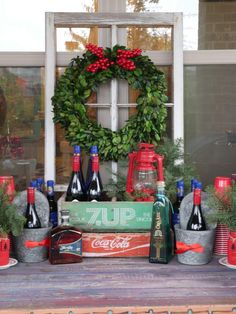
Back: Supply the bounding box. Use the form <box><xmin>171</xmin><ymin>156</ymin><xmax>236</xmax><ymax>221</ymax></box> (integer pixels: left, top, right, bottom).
<box><xmin>90</xmin><ymin>145</ymin><xmax>98</xmax><ymax>154</ymax></box>
<box><xmin>176</xmin><ymin>180</ymin><xmax>184</xmax><ymax>187</ymax></box>
<box><xmin>37</xmin><ymin>178</ymin><xmax>44</xmax><ymax>184</ymax></box>
<box><xmin>61</xmin><ymin>209</ymin><xmax>70</xmax><ymax>219</ymax></box>
<box><xmin>195</xmin><ymin>181</ymin><xmax>202</xmax><ymax>189</ymax></box>
<box><xmin>214</xmin><ymin>176</ymin><xmax>232</xmax><ymax>191</ymax></box>
<box><xmin>30</xmin><ymin>180</ymin><xmax>37</xmax><ymax>188</ymax></box>
<box><xmin>73</xmin><ymin>145</ymin><xmax>81</xmax><ymax>154</ymax></box>
<box><xmin>157</xmin><ymin>180</ymin><xmax>165</xmax><ymax>188</ymax></box>
<box><xmin>47</xmin><ymin>180</ymin><xmax>54</xmax><ymax>187</ymax></box>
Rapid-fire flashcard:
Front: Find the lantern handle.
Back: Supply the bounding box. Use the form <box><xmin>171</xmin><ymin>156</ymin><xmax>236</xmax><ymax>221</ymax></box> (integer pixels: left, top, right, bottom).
<box><xmin>156</xmin><ymin>154</ymin><xmax>164</xmax><ymax>182</ymax></box>
<box><xmin>126</xmin><ymin>152</ymin><xmax>137</xmax><ymax>193</ymax></box>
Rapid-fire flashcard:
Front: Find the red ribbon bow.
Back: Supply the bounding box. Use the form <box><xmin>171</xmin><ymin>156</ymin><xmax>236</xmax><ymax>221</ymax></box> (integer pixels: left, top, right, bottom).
<box><xmin>175</xmin><ymin>241</ymin><xmax>204</xmax><ymax>254</ymax></box>
<box><xmin>25</xmin><ymin>238</ymin><xmax>50</xmax><ymax>249</ymax></box>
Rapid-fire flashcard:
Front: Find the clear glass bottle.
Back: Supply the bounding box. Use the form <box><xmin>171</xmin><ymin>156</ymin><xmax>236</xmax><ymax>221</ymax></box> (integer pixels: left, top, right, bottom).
<box><xmin>149</xmin><ymin>181</ymin><xmax>173</xmax><ymax>264</ymax></box>
<box><xmin>49</xmin><ymin>209</ymin><xmax>83</xmax><ymax>264</ymax></box>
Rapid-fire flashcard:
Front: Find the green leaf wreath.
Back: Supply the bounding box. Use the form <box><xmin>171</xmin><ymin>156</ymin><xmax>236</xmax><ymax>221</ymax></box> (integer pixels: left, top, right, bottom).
<box><xmin>52</xmin><ymin>44</ymin><xmax>168</xmax><ymax>161</ymax></box>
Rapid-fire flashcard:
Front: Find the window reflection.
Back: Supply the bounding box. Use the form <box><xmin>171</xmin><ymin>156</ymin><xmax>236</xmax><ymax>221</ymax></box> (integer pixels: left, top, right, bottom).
<box><xmin>0</xmin><ymin>68</ymin><xmax>44</xmax><ymax>190</ymax></box>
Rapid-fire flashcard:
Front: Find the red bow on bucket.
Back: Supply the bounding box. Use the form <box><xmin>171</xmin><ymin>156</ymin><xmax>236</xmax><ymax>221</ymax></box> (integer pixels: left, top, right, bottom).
<box><xmin>25</xmin><ymin>238</ymin><xmax>50</xmax><ymax>249</ymax></box>
<box><xmin>175</xmin><ymin>241</ymin><xmax>204</xmax><ymax>254</ymax></box>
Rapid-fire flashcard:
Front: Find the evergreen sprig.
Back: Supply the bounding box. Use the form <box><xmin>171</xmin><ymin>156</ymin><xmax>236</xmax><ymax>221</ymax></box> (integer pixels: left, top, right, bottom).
<box><xmin>206</xmin><ymin>185</ymin><xmax>236</xmax><ymax>231</ymax></box>
<box><xmin>0</xmin><ymin>185</ymin><xmax>25</xmax><ymax>236</ymax></box>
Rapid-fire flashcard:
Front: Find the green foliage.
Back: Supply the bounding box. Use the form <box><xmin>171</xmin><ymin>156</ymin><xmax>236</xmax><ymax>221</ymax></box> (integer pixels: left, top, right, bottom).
<box><xmin>206</xmin><ymin>185</ymin><xmax>236</xmax><ymax>231</ymax></box>
<box><xmin>52</xmin><ymin>44</ymin><xmax>168</xmax><ymax>162</ymax></box>
<box><xmin>156</xmin><ymin>138</ymin><xmax>198</xmax><ymax>203</ymax></box>
<box><xmin>0</xmin><ymin>185</ymin><xmax>25</xmax><ymax>236</ymax></box>
<box><xmin>105</xmin><ymin>138</ymin><xmax>197</xmax><ymax>203</ymax></box>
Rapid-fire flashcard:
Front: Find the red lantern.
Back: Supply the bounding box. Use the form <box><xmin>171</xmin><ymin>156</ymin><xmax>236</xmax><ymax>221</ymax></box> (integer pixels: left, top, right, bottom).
<box><xmin>126</xmin><ymin>143</ymin><xmax>164</xmax><ymax>202</ymax></box>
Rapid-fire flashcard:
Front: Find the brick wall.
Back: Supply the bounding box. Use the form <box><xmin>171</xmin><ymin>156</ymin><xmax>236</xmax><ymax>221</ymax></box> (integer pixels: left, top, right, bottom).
<box><xmin>199</xmin><ymin>0</ymin><xmax>236</xmax><ymax>49</ymax></box>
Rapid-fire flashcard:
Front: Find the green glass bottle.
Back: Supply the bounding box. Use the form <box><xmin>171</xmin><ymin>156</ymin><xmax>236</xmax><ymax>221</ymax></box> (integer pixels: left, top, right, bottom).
<box><xmin>149</xmin><ymin>181</ymin><xmax>174</xmax><ymax>264</ymax></box>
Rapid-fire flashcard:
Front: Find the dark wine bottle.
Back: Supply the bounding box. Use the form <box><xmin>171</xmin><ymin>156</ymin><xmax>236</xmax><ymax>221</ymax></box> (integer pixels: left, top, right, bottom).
<box><xmin>86</xmin><ymin>145</ymin><xmax>102</xmax><ymax>190</ymax></box>
<box><xmin>66</xmin><ymin>156</ymin><xmax>86</xmax><ymax>202</ymax></box>
<box><xmin>87</xmin><ymin>156</ymin><xmax>103</xmax><ymax>202</ymax></box>
<box><xmin>47</xmin><ymin>180</ymin><xmax>58</xmax><ymax>227</ymax></box>
<box><xmin>73</xmin><ymin>145</ymin><xmax>85</xmax><ymax>187</ymax></box>
<box><xmin>187</xmin><ymin>186</ymin><xmax>206</xmax><ymax>231</ymax></box>
<box><xmin>24</xmin><ymin>187</ymin><xmax>41</xmax><ymax>229</ymax></box>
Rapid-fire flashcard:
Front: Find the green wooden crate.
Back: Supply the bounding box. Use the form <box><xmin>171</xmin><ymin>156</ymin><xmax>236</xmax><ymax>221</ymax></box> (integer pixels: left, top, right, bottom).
<box><xmin>58</xmin><ymin>196</ymin><xmax>153</xmax><ymax>232</ymax></box>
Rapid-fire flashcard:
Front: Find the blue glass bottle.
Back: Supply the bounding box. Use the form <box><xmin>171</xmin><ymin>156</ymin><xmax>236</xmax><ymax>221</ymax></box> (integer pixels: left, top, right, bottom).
<box><xmin>47</xmin><ymin>180</ymin><xmax>58</xmax><ymax>228</ymax></box>
<box><xmin>36</xmin><ymin>178</ymin><xmax>44</xmax><ymax>193</ymax></box>
<box><xmin>172</xmin><ymin>180</ymin><xmax>184</xmax><ymax>226</ymax></box>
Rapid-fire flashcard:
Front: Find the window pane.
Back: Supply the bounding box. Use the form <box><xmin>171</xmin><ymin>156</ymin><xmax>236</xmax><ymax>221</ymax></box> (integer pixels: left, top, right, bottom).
<box><xmin>57</xmin><ymin>27</ymin><xmax>99</xmax><ymax>52</ymax></box>
<box><xmin>0</xmin><ymin>68</ymin><xmax>44</xmax><ymax>190</ymax></box>
<box><xmin>126</xmin><ymin>27</ymin><xmax>172</xmax><ymax>51</ymax></box>
<box><xmin>185</xmin><ymin>65</ymin><xmax>236</xmax><ymax>186</ymax></box>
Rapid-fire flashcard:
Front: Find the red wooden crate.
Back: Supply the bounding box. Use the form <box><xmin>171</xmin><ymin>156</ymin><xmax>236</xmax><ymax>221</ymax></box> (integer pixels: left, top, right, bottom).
<box><xmin>83</xmin><ymin>232</ymin><xmax>150</xmax><ymax>257</ymax></box>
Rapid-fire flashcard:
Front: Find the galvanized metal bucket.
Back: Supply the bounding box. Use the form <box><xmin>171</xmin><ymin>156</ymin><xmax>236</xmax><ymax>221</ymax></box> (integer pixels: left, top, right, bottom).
<box><xmin>13</xmin><ymin>224</ymin><xmax>52</xmax><ymax>263</ymax></box>
<box><xmin>175</xmin><ymin>224</ymin><xmax>216</xmax><ymax>265</ymax></box>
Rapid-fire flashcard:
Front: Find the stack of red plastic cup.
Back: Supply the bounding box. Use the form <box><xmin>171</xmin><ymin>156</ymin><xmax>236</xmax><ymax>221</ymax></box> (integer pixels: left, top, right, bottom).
<box><xmin>0</xmin><ymin>176</ymin><xmax>15</xmax><ymax>202</ymax></box>
<box><xmin>213</xmin><ymin>176</ymin><xmax>232</xmax><ymax>255</ymax></box>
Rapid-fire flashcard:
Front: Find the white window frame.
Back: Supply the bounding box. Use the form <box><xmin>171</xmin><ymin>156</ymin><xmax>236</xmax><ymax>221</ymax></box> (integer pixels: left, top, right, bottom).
<box><xmin>44</xmin><ymin>12</ymin><xmax>183</xmax><ymax>183</ymax></box>
<box><xmin>1</xmin><ymin>28</ymin><xmax>236</xmax><ymax>189</ymax></box>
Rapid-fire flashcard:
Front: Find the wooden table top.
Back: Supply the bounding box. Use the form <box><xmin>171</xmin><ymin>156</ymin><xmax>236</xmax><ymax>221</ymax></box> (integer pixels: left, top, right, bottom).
<box><xmin>0</xmin><ymin>256</ymin><xmax>236</xmax><ymax>313</ymax></box>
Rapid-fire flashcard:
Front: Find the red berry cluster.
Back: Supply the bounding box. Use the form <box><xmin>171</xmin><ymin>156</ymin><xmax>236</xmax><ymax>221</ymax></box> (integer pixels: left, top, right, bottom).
<box><xmin>117</xmin><ymin>48</ymin><xmax>142</xmax><ymax>59</ymax></box>
<box><xmin>87</xmin><ymin>58</ymin><xmax>114</xmax><ymax>73</ymax></box>
<box><xmin>116</xmin><ymin>58</ymin><xmax>135</xmax><ymax>71</ymax></box>
<box><xmin>86</xmin><ymin>43</ymin><xmax>104</xmax><ymax>58</ymax></box>
<box><xmin>116</xmin><ymin>48</ymin><xmax>142</xmax><ymax>70</ymax></box>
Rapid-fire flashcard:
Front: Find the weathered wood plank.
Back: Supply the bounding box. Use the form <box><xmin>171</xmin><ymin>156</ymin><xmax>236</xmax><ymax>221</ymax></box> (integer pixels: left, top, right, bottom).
<box><xmin>0</xmin><ymin>257</ymin><xmax>236</xmax><ymax>312</ymax></box>
<box><xmin>54</xmin><ymin>12</ymin><xmax>177</xmax><ymax>27</ymax></box>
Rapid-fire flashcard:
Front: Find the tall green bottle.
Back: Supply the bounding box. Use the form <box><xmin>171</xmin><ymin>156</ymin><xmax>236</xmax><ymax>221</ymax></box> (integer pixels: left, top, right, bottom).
<box><xmin>149</xmin><ymin>181</ymin><xmax>174</xmax><ymax>264</ymax></box>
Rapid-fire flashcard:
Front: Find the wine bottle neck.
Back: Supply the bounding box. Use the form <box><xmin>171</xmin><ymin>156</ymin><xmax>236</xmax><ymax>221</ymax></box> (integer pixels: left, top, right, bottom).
<box><xmin>72</xmin><ymin>156</ymin><xmax>80</xmax><ymax>172</ymax></box>
<box><xmin>27</xmin><ymin>187</ymin><xmax>35</xmax><ymax>204</ymax></box>
<box><xmin>92</xmin><ymin>156</ymin><xmax>99</xmax><ymax>172</ymax></box>
<box><xmin>193</xmin><ymin>188</ymin><xmax>201</xmax><ymax>205</ymax></box>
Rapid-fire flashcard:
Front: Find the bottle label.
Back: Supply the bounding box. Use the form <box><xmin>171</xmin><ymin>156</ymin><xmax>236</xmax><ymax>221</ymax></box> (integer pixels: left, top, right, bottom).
<box><xmin>59</xmin><ymin>238</ymin><xmax>82</xmax><ymax>257</ymax></box>
<box><xmin>150</xmin><ymin>211</ymin><xmax>163</xmax><ymax>259</ymax></box>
